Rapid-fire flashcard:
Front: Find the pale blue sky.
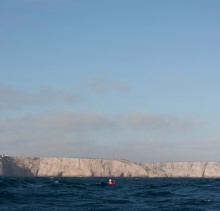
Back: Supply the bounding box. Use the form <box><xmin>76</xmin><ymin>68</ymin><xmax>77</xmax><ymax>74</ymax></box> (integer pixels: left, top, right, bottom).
<box><xmin>1</xmin><ymin>0</ymin><xmax>220</xmax><ymax>161</ymax></box>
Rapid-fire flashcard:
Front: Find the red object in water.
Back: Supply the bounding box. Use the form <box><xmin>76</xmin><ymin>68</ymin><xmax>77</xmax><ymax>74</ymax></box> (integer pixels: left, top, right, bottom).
<box><xmin>108</xmin><ymin>179</ymin><xmax>116</xmax><ymax>185</ymax></box>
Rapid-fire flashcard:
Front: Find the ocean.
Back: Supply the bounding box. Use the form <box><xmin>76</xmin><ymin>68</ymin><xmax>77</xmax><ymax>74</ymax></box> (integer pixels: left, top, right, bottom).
<box><xmin>0</xmin><ymin>177</ymin><xmax>220</xmax><ymax>210</ymax></box>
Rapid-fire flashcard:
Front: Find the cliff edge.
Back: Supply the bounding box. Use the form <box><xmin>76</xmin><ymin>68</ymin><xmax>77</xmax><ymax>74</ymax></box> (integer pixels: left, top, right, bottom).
<box><xmin>1</xmin><ymin>156</ymin><xmax>220</xmax><ymax>177</ymax></box>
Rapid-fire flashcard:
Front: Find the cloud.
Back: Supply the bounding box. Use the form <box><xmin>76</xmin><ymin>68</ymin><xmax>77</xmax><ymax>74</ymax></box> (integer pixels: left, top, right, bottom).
<box><xmin>28</xmin><ymin>110</ymin><xmax>117</xmax><ymax>132</ymax></box>
<box><xmin>199</xmin><ymin>136</ymin><xmax>220</xmax><ymax>149</ymax></box>
<box><xmin>0</xmin><ymin>110</ymin><xmax>118</xmax><ymax>156</ymax></box>
<box><xmin>0</xmin><ymin>110</ymin><xmax>117</xmax><ymax>143</ymax></box>
<box><xmin>87</xmin><ymin>78</ymin><xmax>129</xmax><ymax>94</ymax></box>
<box><xmin>121</xmin><ymin>112</ymin><xmax>197</xmax><ymax>131</ymax></box>
<box><xmin>0</xmin><ymin>85</ymin><xmax>79</xmax><ymax>108</ymax></box>
<box><xmin>0</xmin><ymin>109</ymin><xmax>202</xmax><ymax>161</ymax></box>
<box><xmin>0</xmin><ymin>110</ymin><xmax>196</xmax><ymax>144</ymax></box>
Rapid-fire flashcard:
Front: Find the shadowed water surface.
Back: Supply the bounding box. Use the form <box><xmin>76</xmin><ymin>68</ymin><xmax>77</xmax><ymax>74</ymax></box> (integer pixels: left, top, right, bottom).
<box><xmin>0</xmin><ymin>177</ymin><xmax>220</xmax><ymax>210</ymax></box>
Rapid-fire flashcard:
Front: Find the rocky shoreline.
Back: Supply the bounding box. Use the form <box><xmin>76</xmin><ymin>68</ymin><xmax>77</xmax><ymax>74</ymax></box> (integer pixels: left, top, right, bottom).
<box><xmin>1</xmin><ymin>156</ymin><xmax>220</xmax><ymax>177</ymax></box>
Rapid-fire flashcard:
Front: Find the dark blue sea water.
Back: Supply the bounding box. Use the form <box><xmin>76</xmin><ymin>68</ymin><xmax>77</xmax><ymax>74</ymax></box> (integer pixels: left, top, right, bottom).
<box><xmin>1</xmin><ymin>177</ymin><xmax>220</xmax><ymax>210</ymax></box>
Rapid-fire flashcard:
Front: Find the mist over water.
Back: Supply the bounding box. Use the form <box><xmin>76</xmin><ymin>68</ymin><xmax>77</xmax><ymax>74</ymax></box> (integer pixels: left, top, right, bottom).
<box><xmin>1</xmin><ymin>177</ymin><xmax>220</xmax><ymax>210</ymax></box>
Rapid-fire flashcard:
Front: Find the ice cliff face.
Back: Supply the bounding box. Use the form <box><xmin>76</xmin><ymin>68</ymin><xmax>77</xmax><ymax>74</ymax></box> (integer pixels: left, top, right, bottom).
<box><xmin>0</xmin><ymin>156</ymin><xmax>220</xmax><ymax>177</ymax></box>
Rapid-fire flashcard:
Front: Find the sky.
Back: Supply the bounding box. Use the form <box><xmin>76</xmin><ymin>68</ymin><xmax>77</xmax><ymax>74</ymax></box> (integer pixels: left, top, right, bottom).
<box><xmin>1</xmin><ymin>0</ymin><xmax>220</xmax><ymax>162</ymax></box>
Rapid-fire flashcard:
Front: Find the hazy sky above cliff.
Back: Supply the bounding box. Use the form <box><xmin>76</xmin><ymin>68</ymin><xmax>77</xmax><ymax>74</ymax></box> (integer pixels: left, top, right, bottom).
<box><xmin>1</xmin><ymin>0</ymin><xmax>220</xmax><ymax>162</ymax></box>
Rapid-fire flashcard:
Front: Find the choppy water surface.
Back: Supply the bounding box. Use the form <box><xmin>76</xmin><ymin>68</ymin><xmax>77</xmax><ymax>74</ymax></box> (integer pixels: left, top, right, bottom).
<box><xmin>1</xmin><ymin>177</ymin><xmax>220</xmax><ymax>210</ymax></box>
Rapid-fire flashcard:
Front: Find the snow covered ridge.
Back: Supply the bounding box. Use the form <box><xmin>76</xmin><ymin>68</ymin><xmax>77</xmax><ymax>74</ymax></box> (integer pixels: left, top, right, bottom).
<box><xmin>1</xmin><ymin>156</ymin><xmax>220</xmax><ymax>177</ymax></box>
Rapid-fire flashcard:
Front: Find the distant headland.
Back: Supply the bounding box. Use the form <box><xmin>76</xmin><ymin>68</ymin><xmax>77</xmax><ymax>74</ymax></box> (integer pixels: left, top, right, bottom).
<box><xmin>1</xmin><ymin>155</ymin><xmax>220</xmax><ymax>177</ymax></box>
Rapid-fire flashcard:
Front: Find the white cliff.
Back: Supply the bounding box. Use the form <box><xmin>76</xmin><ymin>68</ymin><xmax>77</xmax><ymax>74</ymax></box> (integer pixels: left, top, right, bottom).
<box><xmin>140</xmin><ymin>162</ymin><xmax>207</xmax><ymax>177</ymax></box>
<box><xmin>37</xmin><ymin>158</ymin><xmax>147</xmax><ymax>177</ymax></box>
<box><xmin>1</xmin><ymin>156</ymin><xmax>220</xmax><ymax>177</ymax></box>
